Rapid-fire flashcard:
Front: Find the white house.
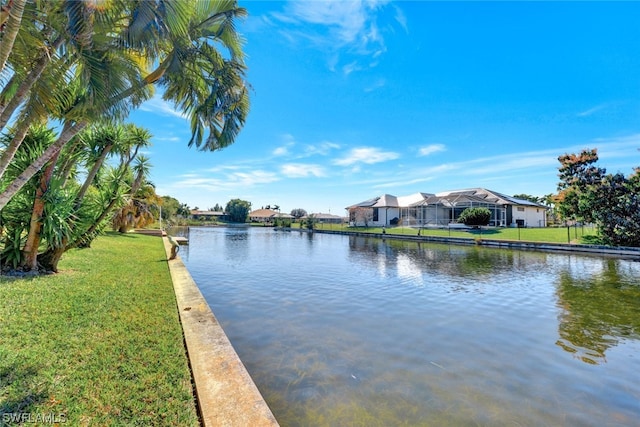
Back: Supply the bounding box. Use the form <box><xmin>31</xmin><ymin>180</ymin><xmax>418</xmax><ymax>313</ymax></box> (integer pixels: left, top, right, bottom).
<box><xmin>347</xmin><ymin>188</ymin><xmax>548</xmax><ymax>228</ymax></box>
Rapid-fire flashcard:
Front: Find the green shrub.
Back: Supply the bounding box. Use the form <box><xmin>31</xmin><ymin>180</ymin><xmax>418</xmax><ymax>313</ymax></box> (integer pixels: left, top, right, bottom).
<box><xmin>458</xmin><ymin>207</ymin><xmax>491</xmax><ymax>226</ymax></box>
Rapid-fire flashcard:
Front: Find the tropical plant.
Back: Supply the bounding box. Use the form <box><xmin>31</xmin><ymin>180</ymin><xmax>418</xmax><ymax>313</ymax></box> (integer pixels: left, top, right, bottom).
<box><xmin>112</xmin><ymin>182</ymin><xmax>161</xmax><ymax>233</ymax></box>
<box><xmin>0</xmin><ymin>124</ymin><xmax>56</xmax><ymax>270</ymax></box>
<box><xmin>0</xmin><ymin>0</ymin><xmax>250</xmax><ymax>211</ymax></box>
<box><xmin>458</xmin><ymin>207</ymin><xmax>491</xmax><ymax>227</ymax></box>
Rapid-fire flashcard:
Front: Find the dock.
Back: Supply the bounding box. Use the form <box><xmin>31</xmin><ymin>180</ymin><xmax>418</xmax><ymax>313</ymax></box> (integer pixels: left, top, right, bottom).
<box><xmin>172</xmin><ymin>236</ymin><xmax>189</xmax><ymax>245</ymax></box>
<box><xmin>134</xmin><ymin>229</ymin><xmax>188</xmax><ymax>245</ymax></box>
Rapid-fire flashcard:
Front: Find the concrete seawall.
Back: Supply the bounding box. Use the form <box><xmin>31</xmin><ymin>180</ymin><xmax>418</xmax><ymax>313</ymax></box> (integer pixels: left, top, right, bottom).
<box><xmin>311</xmin><ymin>229</ymin><xmax>640</xmax><ymax>260</ymax></box>
<box><xmin>162</xmin><ymin>237</ymin><xmax>279</xmax><ymax>427</ymax></box>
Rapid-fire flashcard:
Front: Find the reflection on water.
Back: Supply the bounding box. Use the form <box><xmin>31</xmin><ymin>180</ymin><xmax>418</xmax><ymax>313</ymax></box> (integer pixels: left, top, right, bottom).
<box><xmin>555</xmin><ymin>257</ymin><xmax>640</xmax><ymax>364</ymax></box>
<box><xmin>181</xmin><ymin>227</ymin><xmax>640</xmax><ymax>426</ymax></box>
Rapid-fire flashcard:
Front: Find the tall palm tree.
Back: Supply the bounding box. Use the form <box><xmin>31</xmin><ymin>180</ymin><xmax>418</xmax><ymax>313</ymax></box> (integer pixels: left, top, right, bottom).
<box><xmin>0</xmin><ymin>0</ymin><xmax>250</xmax><ymax>211</ymax></box>
<box><xmin>0</xmin><ymin>123</ymin><xmax>55</xmax><ymax>270</ymax></box>
<box><xmin>38</xmin><ymin>125</ymin><xmax>152</xmax><ymax>270</ymax></box>
<box><xmin>75</xmin><ymin>123</ymin><xmax>125</xmax><ymax>205</ymax></box>
<box><xmin>0</xmin><ymin>0</ymin><xmax>27</xmax><ymax>74</ymax></box>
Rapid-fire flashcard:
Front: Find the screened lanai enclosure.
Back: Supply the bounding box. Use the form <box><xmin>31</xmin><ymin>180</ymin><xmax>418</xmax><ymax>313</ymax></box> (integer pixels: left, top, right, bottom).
<box><xmin>398</xmin><ymin>194</ymin><xmax>508</xmax><ymax>227</ymax></box>
<box><xmin>347</xmin><ymin>189</ymin><xmax>546</xmax><ymax>228</ymax></box>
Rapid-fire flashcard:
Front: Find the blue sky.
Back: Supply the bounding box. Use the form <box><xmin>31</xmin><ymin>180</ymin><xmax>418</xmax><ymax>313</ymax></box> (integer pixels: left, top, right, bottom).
<box><xmin>130</xmin><ymin>1</ymin><xmax>640</xmax><ymax>215</ymax></box>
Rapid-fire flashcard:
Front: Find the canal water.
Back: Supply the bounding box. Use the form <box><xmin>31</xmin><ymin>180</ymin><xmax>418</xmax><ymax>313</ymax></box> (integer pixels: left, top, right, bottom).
<box><xmin>178</xmin><ymin>226</ymin><xmax>640</xmax><ymax>426</ymax></box>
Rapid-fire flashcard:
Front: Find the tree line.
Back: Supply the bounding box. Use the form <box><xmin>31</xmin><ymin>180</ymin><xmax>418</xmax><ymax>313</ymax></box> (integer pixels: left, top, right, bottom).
<box><xmin>0</xmin><ymin>0</ymin><xmax>249</xmax><ymax>273</ymax></box>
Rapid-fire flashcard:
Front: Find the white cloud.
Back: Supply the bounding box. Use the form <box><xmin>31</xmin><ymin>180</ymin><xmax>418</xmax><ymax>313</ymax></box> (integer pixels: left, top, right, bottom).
<box><xmin>154</xmin><ymin>136</ymin><xmax>181</xmax><ymax>143</ymax></box>
<box><xmin>304</xmin><ymin>141</ymin><xmax>341</xmax><ymax>156</ymax></box>
<box><xmin>343</xmin><ymin>61</ymin><xmax>361</xmax><ymax>76</ymax></box>
<box><xmin>364</xmin><ymin>78</ymin><xmax>386</xmax><ymax>92</ymax></box>
<box><xmin>392</xmin><ymin>4</ymin><xmax>408</xmax><ymax>33</ymax></box>
<box><xmin>273</xmin><ymin>146</ymin><xmax>290</xmax><ymax>156</ymax></box>
<box><xmin>281</xmin><ymin>163</ymin><xmax>326</xmax><ymax>178</ymax></box>
<box><xmin>334</xmin><ymin>147</ymin><xmax>400</xmax><ymax>166</ymax></box>
<box><xmin>418</xmin><ymin>144</ymin><xmax>446</xmax><ymax>156</ymax></box>
<box><xmin>173</xmin><ymin>170</ymin><xmax>279</xmax><ymax>191</ymax></box>
<box><xmin>577</xmin><ymin>103</ymin><xmax>608</xmax><ymax>117</ymax></box>
<box><xmin>272</xmin><ymin>133</ymin><xmax>297</xmax><ymax>156</ymax></box>
<box><xmin>285</xmin><ymin>0</ymin><xmax>387</xmax><ymax>48</ymax></box>
<box><xmin>374</xmin><ymin>176</ymin><xmax>433</xmax><ymax>189</ymax></box>
<box><xmin>139</xmin><ymin>93</ymin><xmax>188</xmax><ymax>119</ymax></box>
<box><xmin>270</xmin><ymin>0</ymin><xmax>397</xmax><ymax>72</ymax></box>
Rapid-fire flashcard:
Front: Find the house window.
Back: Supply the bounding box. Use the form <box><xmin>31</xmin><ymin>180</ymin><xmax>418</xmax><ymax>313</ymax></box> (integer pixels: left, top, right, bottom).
<box><xmin>517</xmin><ymin>207</ymin><xmax>525</xmax><ymax>212</ymax></box>
<box><xmin>373</xmin><ymin>208</ymin><xmax>379</xmax><ymax>222</ymax></box>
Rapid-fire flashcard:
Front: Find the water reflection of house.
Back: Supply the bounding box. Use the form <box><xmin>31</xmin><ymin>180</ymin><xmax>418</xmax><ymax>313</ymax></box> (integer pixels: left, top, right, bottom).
<box><xmin>346</xmin><ymin>188</ymin><xmax>548</xmax><ymax>228</ymax></box>
<box><xmin>190</xmin><ymin>210</ymin><xmax>228</xmax><ymax>221</ymax></box>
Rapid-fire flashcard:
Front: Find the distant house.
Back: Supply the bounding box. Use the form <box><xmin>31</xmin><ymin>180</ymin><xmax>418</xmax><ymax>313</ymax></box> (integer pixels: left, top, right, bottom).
<box><xmin>248</xmin><ymin>209</ymin><xmax>286</xmax><ymax>222</ymax></box>
<box><xmin>190</xmin><ymin>210</ymin><xmax>227</xmax><ymax>221</ymax></box>
<box><xmin>303</xmin><ymin>213</ymin><xmax>345</xmax><ymax>224</ymax></box>
<box><xmin>347</xmin><ymin>188</ymin><xmax>548</xmax><ymax>228</ymax></box>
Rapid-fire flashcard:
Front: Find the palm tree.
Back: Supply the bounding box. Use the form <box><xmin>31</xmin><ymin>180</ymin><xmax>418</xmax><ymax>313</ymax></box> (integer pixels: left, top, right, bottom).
<box><xmin>0</xmin><ymin>124</ymin><xmax>56</xmax><ymax>270</ymax></box>
<box><xmin>35</xmin><ymin>124</ymin><xmax>152</xmax><ymax>270</ymax></box>
<box><xmin>0</xmin><ymin>0</ymin><xmax>249</xmax><ymax>211</ymax></box>
<box><xmin>0</xmin><ymin>0</ymin><xmax>143</xmax><ymax>204</ymax></box>
<box><xmin>0</xmin><ymin>0</ymin><xmax>27</xmax><ymax>74</ymax></box>
<box><xmin>74</xmin><ymin>123</ymin><xmax>125</xmax><ymax>205</ymax></box>
<box><xmin>112</xmin><ymin>179</ymin><xmax>160</xmax><ymax>233</ymax></box>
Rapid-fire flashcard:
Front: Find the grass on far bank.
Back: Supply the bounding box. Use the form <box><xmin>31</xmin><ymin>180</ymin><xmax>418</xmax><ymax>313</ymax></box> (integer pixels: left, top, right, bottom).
<box><xmin>0</xmin><ymin>232</ymin><xmax>199</xmax><ymax>426</ymax></box>
<box><xmin>307</xmin><ymin>222</ymin><xmax>600</xmax><ymax>244</ymax></box>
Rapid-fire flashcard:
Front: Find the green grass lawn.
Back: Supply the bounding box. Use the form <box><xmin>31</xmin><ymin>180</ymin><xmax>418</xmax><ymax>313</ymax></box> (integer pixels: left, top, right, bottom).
<box><xmin>312</xmin><ymin>223</ymin><xmax>599</xmax><ymax>244</ymax></box>
<box><xmin>0</xmin><ymin>233</ymin><xmax>199</xmax><ymax>426</ymax></box>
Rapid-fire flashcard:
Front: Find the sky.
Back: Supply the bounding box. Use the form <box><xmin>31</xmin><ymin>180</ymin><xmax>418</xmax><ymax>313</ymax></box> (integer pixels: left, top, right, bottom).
<box><xmin>129</xmin><ymin>1</ymin><xmax>640</xmax><ymax>216</ymax></box>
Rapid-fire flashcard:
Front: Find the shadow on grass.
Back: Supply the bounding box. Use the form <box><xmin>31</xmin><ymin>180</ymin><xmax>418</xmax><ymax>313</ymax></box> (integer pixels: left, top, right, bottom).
<box><xmin>0</xmin><ymin>363</ymin><xmax>48</xmax><ymax>414</ymax></box>
<box><xmin>467</xmin><ymin>228</ymin><xmax>500</xmax><ymax>236</ymax></box>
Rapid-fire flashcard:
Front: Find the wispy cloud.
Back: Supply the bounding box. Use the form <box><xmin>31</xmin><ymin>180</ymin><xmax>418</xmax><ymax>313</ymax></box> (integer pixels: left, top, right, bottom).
<box><xmin>139</xmin><ymin>93</ymin><xmax>188</xmax><ymax>119</ymax></box>
<box><xmin>392</xmin><ymin>4</ymin><xmax>408</xmax><ymax>33</ymax></box>
<box><xmin>174</xmin><ymin>170</ymin><xmax>279</xmax><ymax>191</ymax></box>
<box><xmin>281</xmin><ymin>163</ymin><xmax>326</xmax><ymax>178</ymax></box>
<box><xmin>154</xmin><ymin>135</ymin><xmax>181</xmax><ymax>143</ymax></box>
<box><xmin>270</xmin><ymin>0</ymin><xmax>396</xmax><ymax>73</ymax></box>
<box><xmin>272</xmin><ymin>133</ymin><xmax>296</xmax><ymax>156</ymax></box>
<box><xmin>374</xmin><ymin>176</ymin><xmax>434</xmax><ymax>189</ymax></box>
<box><xmin>334</xmin><ymin>147</ymin><xmax>400</xmax><ymax>166</ymax></box>
<box><xmin>418</xmin><ymin>144</ymin><xmax>446</xmax><ymax>156</ymax></box>
<box><xmin>364</xmin><ymin>78</ymin><xmax>386</xmax><ymax>92</ymax></box>
<box><xmin>303</xmin><ymin>141</ymin><xmax>341</xmax><ymax>156</ymax></box>
<box><xmin>577</xmin><ymin>103</ymin><xmax>608</xmax><ymax>117</ymax></box>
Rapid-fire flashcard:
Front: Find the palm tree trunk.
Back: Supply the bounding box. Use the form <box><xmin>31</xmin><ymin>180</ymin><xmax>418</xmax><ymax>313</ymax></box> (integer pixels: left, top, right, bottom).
<box><xmin>37</xmin><ymin>237</ymin><xmax>67</xmax><ymax>273</ymax></box>
<box><xmin>0</xmin><ymin>118</ymin><xmax>30</xmax><ymax>180</ymax></box>
<box><xmin>0</xmin><ymin>0</ymin><xmax>26</xmax><ymax>74</ymax></box>
<box><xmin>0</xmin><ymin>35</ymin><xmax>64</xmax><ymax>130</ymax></box>
<box><xmin>21</xmin><ymin>149</ymin><xmax>62</xmax><ymax>271</ymax></box>
<box><xmin>0</xmin><ymin>120</ymin><xmax>87</xmax><ymax>210</ymax></box>
<box><xmin>68</xmin><ymin>193</ymin><xmax>121</xmax><ymax>251</ymax></box>
<box><xmin>75</xmin><ymin>142</ymin><xmax>114</xmax><ymax>205</ymax></box>
<box><xmin>59</xmin><ymin>138</ymin><xmax>83</xmax><ymax>187</ymax></box>
<box><xmin>69</xmin><ymin>153</ymin><xmax>139</xmax><ymax>249</ymax></box>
